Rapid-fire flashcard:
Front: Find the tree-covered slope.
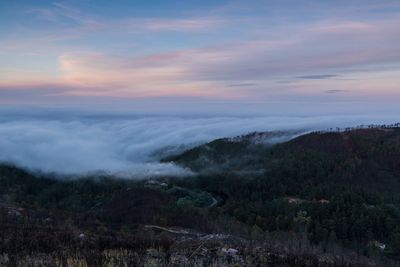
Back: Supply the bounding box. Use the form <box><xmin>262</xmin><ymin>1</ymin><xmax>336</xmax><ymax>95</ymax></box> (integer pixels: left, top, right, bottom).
<box><xmin>165</xmin><ymin>127</ymin><xmax>400</xmax><ymax>259</ymax></box>
<box><xmin>1</xmin><ymin>127</ymin><xmax>400</xmax><ymax>266</ymax></box>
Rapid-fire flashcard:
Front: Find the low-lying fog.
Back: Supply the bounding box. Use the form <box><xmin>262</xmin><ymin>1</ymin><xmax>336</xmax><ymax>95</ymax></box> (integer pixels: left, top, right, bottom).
<box><xmin>0</xmin><ymin>112</ymin><xmax>398</xmax><ymax>178</ymax></box>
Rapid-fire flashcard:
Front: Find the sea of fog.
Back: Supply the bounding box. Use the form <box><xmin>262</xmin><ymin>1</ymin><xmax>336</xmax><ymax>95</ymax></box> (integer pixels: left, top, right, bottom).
<box><xmin>0</xmin><ymin>113</ymin><xmax>399</xmax><ymax>178</ymax></box>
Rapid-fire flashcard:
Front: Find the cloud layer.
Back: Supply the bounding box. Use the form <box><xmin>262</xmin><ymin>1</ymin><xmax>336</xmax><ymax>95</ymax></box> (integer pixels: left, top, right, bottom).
<box><xmin>1</xmin><ymin>1</ymin><xmax>400</xmax><ymax>108</ymax></box>
<box><xmin>0</xmin><ymin>113</ymin><xmax>399</xmax><ymax>178</ymax></box>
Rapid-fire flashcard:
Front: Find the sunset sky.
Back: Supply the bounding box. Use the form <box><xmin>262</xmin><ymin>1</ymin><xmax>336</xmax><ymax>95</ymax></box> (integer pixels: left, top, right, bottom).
<box><xmin>1</xmin><ymin>0</ymin><xmax>400</xmax><ymax>114</ymax></box>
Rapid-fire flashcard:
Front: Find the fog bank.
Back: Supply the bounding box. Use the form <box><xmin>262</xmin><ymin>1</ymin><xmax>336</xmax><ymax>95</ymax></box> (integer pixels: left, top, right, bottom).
<box><xmin>0</xmin><ymin>113</ymin><xmax>398</xmax><ymax>177</ymax></box>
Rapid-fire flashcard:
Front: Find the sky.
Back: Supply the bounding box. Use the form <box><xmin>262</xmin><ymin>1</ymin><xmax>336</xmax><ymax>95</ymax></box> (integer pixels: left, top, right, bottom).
<box><xmin>1</xmin><ymin>0</ymin><xmax>400</xmax><ymax>114</ymax></box>
<box><xmin>1</xmin><ymin>0</ymin><xmax>400</xmax><ymax>176</ymax></box>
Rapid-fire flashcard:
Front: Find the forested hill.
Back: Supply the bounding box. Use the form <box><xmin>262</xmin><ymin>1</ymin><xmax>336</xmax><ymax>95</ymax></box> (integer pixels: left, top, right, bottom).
<box><xmin>163</xmin><ymin>126</ymin><xmax>400</xmax><ymax>262</ymax></box>
<box><xmin>167</xmin><ymin>127</ymin><xmax>400</xmax><ymax>192</ymax></box>
<box><xmin>1</xmin><ymin>126</ymin><xmax>400</xmax><ymax>266</ymax></box>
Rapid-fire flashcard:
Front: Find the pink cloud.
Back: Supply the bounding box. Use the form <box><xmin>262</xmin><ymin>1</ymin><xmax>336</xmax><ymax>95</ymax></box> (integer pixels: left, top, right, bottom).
<box><xmin>2</xmin><ymin>6</ymin><xmax>400</xmax><ymax>104</ymax></box>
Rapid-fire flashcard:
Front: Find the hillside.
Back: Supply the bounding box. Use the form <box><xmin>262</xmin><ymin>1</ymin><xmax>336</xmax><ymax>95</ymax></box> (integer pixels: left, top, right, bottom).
<box><xmin>166</xmin><ymin>127</ymin><xmax>400</xmax><ymax>260</ymax></box>
<box><xmin>1</xmin><ymin>127</ymin><xmax>400</xmax><ymax>266</ymax></box>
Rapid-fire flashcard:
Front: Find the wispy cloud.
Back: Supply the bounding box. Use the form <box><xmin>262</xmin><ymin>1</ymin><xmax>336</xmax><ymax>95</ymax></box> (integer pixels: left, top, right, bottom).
<box><xmin>27</xmin><ymin>2</ymin><xmax>222</xmax><ymax>33</ymax></box>
<box><xmin>228</xmin><ymin>83</ymin><xmax>258</xmax><ymax>87</ymax></box>
<box><xmin>324</xmin><ymin>89</ymin><xmax>350</xmax><ymax>94</ymax></box>
<box><xmin>1</xmin><ymin>1</ymin><xmax>400</xmax><ymax>107</ymax></box>
<box><xmin>298</xmin><ymin>75</ymin><xmax>339</xmax><ymax>80</ymax></box>
<box><xmin>47</xmin><ymin>15</ymin><xmax>400</xmax><ymax>100</ymax></box>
